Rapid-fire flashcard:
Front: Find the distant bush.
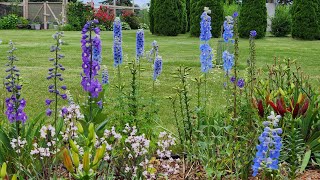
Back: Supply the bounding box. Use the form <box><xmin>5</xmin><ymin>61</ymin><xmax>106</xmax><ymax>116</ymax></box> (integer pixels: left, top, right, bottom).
<box><xmin>94</xmin><ymin>6</ymin><xmax>115</xmax><ymax>31</ymax></box>
<box><xmin>271</xmin><ymin>5</ymin><xmax>291</xmax><ymax>37</ymax></box>
<box><xmin>67</xmin><ymin>2</ymin><xmax>92</xmax><ymax>31</ymax></box>
<box><xmin>61</xmin><ymin>24</ymin><xmax>75</xmax><ymax>31</ymax></box>
<box><xmin>121</xmin><ymin>10</ymin><xmax>140</xmax><ymax>29</ymax></box>
<box><xmin>139</xmin><ymin>23</ymin><xmax>149</xmax><ymax>30</ymax></box>
<box><xmin>154</xmin><ymin>0</ymin><xmax>180</xmax><ymax>36</ymax></box>
<box><xmin>0</xmin><ymin>14</ymin><xmax>19</xmax><ymax>29</ymax></box>
<box><xmin>149</xmin><ymin>0</ymin><xmax>155</xmax><ymax>34</ymax></box>
<box><xmin>122</xmin><ymin>22</ymin><xmax>131</xmax><ymax>30</ymax></box>
<box><xmin>224</xmin><ymin>3</ymin><xmax>239</xmax><ymax>17</ymax></box>
<box><xmin>291</xmin><ymin>0</ymin><xmax>318</xmax><ymax>40</ymax></box>
<box><xmin>190</xmin><ymin>0</ymin><xmax>224</xmax><ymax>38</ymax></box>
<box><xmin>239</xmin><ymin>0</ymin><xmax>267</xmax><ymax>39</ymax></box>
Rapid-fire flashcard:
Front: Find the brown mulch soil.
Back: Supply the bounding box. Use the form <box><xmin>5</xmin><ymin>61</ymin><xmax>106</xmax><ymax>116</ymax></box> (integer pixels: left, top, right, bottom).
<box><xmin>297</xmin><ymin>170</ymin><xmax>320</xmax><ymax>180</ymax></box>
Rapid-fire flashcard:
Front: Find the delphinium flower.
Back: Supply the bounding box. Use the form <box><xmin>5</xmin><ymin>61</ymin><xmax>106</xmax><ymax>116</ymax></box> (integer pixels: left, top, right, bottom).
<box><xmin>113</xmin><ymin>17</ymin><xmax>123</xmax><ymax>67</ymax></box>
<box><xmin>60</xmin><ymin>104</ymin><xmax>84</xmax><ymax>141</ymax></box>
<box><xmin>46</xmin><ymin>32</ymin><xmax>67</xmax><ymax>118</ymax></box>
<box><xmin>30</xmin><ymin>125</ymin><xmax>57</xmax><ymax>159</ymax></box>
<box><xmin>200</xmin><ymin>44</ymin><xmax>213</xmax><ymax>73</ymax></box>
<box><xmin>222</xmin><ymin>15</ymin><xmax>235</xmax><ymax>76</ymax></box>
<box><xmin>10</xmin><ymin>136</ymin><xmax>27</xmax><ymax>154</ymax></box>
<box><xmin>237</xmin><ymin>78</ymin><xmax>245</xmax><ymax>88</ymax></box>
<box><xmin>4</xmin><ymin>41</ymin><xmax>28</xmax><ymax>124</ymax></box>
<box><xmin>81</xmin><ymin>20</ymin><xmax>102</xmax><ymax>98</ymax></box>
<box><xmin>199</xmin><ymin>7</ymin><xmax>213</xmax><ymax>73</ymax></box>
<box><xmin>136</xmin><ymin>29</ymin><xmax>144</xmax><ymax>60</ymax></box>
<box><xmin>101</xmin><ymin>68</ymin><xmax>109</xmax><ymax>85</ymax></box>
<box><xmin>153</xmin><ymin>56</ymin><xmax>163</xmax><ymax>80</ymax></box>
<box><xmin>222</xmin><ymin>50</ymin><xmax>234</xmax><ymax>75</ymax></box>
<box><xmin>250</xmin><ymin>30</ymin><xmax>257</xmax><ymax>38</ymax></box>
<box><xmin>223</xmin><ymin>16</ymin><xmax>234</xmax><ymax>43</ymax></box>
<box><xmin>148</xmin><ymin>40</ymin><xmax>159</xmax><ymax>62</ymax></box>
<box><xmin>252</xmin><ymin>111</ymin><xmax>282</xmax><ymax>177</ymax></box>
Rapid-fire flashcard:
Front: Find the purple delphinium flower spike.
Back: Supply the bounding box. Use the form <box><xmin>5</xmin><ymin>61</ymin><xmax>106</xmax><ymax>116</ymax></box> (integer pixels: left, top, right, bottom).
<box><xmin>113</xmin><ymin>18</ymin><xmax>123</xmax><ymax>67</ymax></box>
<box><xmin>136</xmin><ymin>29</ymin><xmax>144</xmax><ymax>60</ymax></box>
<box><xmin>199</xmin><ymin>8</ymin><xmax>214</xmax><ymax>73</ymax></box>
<box><xmin>4</xmin><ymin>41</ymin><xmax>28</xmax><ymax>124</ymax></box>
<box><xmin>153</xmin><ymin>56</ymin><xmax>163</xmax><ymax>80</ymax></box>
<box><xmin>46</xmin><ymin>32</ymin><xmax>67</xmax><ymax>116</ymax></box>
<box><xmin>81</xmin><ymin>20</ymin><xmax>102</xmax><ymax>98</ymax></box>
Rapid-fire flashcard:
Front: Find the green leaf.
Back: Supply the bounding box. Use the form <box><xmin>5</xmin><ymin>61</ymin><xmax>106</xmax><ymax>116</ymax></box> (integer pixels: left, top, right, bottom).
<box><xmin>300</xmin><ymin>149</ymin><xmax>311</xmax><ymax>172</ymax></box>
<box><xmin>0</xmin><ymin>128</ymin><xmax>10</xmax><ymax>149</ymax></box>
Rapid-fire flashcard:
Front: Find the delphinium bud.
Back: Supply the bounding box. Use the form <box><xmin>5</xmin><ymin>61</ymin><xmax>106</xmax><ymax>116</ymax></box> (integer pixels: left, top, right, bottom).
<box><xmin>4</xmin><ymin>41</ymin><xmax>28</xmax><ymax>124</ymax></box>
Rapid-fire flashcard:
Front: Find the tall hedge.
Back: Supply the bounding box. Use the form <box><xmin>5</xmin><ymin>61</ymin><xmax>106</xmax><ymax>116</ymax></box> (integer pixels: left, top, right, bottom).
<box><xmin>186</xmin><ymin>0</ymin><xmax>190</xmax><ymax>31</ymax></box>
<box><xmin>178</xmin><ymin>0</ymin><xmax>188</xmax><ymax>34</ymax></box>
<box><xmin>149</xmin><ymin>0</ymin><xmax>155</xmax><ymax>34</ymax></box>
<box><xmin>154</xmin><ymin>0</ymin><xmax>180</xmax><ymax>36</ymax></box>
<box><xmin>239</xmin><ymin>0</ymin><xmax>267</xmax><ymax>39</ymax></box>
<box><xmin>190</xmin><ymin>0</ymin><xmax>224</xmax><ymax>38</ymax></box>
<box><xmin>291</xmin><ymin>0</ymin><xmax>319</xmax><ymax>40</ymax></box>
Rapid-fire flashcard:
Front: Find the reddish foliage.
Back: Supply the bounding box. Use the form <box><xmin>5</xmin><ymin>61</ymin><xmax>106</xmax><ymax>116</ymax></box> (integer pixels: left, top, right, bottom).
<box><xmin>94</xmin><ymin>6</ymin><xmax>115</xmax><ymax>24</ymax></box>
<box><xmin>122</xmin><ymin>9</ymin><xmax>134</xmax><ymax>17</ymax></box>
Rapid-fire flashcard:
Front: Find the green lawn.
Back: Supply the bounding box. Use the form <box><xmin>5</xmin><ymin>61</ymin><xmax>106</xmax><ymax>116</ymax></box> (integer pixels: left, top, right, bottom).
<box><xmin>0</xmin><ymin>30</ymin><xmax>320</xmax><ymax>131</ymax></box>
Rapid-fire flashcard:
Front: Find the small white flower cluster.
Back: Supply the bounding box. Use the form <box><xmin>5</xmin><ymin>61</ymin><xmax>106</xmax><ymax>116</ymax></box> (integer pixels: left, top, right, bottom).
<box><xmin>97</xmin><ymin>126</ymin><xmax>122</xmax><ymax>161</ymax></box>
<box><xmin>30</xmin><ymin>125</ymin><xmax>57</xmax><ymax>159</ymax></box>
<box><xmin>125</xmin><ymin>125</ymin><xmax>150</xmax><ymax>158</ymax></box>
<box><xmin>156</xmin><ymin>132</ymin><xmax>180</xmax><ymax>177</ymax></box>
<box><xmin>10</xmin><ymin>136</ymin><xmax>27</xmax><ymax>153</ymax></box>
<box><xmin>60</xmin><ymin>104</ymin><xmax>84</xmax><ymax>141</ymax></box>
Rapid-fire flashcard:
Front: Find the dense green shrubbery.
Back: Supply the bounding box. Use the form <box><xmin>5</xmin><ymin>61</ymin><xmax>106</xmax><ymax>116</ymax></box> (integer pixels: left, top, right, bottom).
<box><xmin>0</xmin><ymin>14</ymin><xmax>19</xmax><ymax>29</ymax></box>
<box><xmin>178</xmin><ymin>0</ymin><xmax>188</xmax><ymax>34</ymax></box>
<box><xmin>190</xmin><ymin>0</ymin><xmax>224</xmax><ymax>37</ymax></box>
<box><xmin>223</xmin><ymin>2</ymin><xmax>239</xmax><ymax>17</ymax></box>
<box><xmin>121</xmin><ymin>10</ymin><xmax>140</xmax><ymax>29</ymax></box>
<box><xmin>66</xmin><ymin>2</ymin><xmax>92</xmax><ymax>31</ymax></box>
<box><xmin>291</xmin><ymin>0</ymin><xmax>318</xmax><ymax>40</ymax></box>
<box><xmin>271</xmin><ymin>5</ymin><xmax>291</xmax><ymax>37</ymax></box>
<box><xmin>154</xmin><ymin>0</ymin><xmax>180</xmax><ymax>36</ymax></box>
<box><xmin>149</xmin><ymin>0</ymin><xmax>155</xmax><ymax>34</ymax></box>
<box><xmin>239</xmin><ymin>0</ymin><xmax>267</xmax><ymax>39</ymax></box>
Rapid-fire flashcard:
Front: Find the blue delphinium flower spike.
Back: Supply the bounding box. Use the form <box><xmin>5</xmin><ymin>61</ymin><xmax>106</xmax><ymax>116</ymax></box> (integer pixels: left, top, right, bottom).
<box><xmin>252</xmin><ymin>111</ymin><xmax>282</xmax><ymax>177</ymax></box>
<box><xmin>136</xmin><ymin>29</ymin><xmax>144</xmax><ymax>60</ymax></box>
<box><xmin>199</xmin><ymin>8</ymin><xmax>213</xmax><ymax>73</ymax></box>
<box><xmin>102</xmin><ymin>68</ymin><xmax>109</xmax><ymax>85</ymax></box>
<box><xmin>222</xmin><ymin>50</ymin><xmax>234</xmax><ymax>75</ymax></box>
<box><xmin>113</xmin><ymin>18</ymin><xmax>123</xmax><ymax>67</ymax></box>
<box><xmin>153</xmin><ymin>56</ymin><xmax>163</xmax><ymax>80</ymax></box>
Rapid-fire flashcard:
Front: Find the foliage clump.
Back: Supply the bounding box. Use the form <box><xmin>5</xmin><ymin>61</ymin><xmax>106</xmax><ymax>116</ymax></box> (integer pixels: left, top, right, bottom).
<box><xmin>291</xmin><ymin>0</ymin><xmax>319</xmax><ymax>40</ymax></box>
<box><xmin>190</xmin><ymin>0</ymin><xmax>224</xmax><ymax>37</ymax></box>
<box><xmin>153</xmin><ymin>0</ymin><xmax>181</xmax><ymax>36</ymax></box>
<box><xmin>271</xmin><ymin>5</ymin><xmax>291</xmax><ymax>37</ymax></box>
<box><xmin>239</xmin><ymin>0</ymin><xmax>267</xmax><ymax>39</ymax></box>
